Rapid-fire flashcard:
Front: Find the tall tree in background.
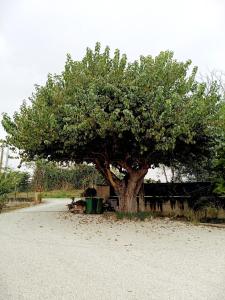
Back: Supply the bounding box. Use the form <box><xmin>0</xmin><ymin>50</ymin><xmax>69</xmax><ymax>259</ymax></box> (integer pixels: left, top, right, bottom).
<box><xmin>2</xmin><ymin>43</ymin><xmax>222</xmax><ymax>212</ymax></box>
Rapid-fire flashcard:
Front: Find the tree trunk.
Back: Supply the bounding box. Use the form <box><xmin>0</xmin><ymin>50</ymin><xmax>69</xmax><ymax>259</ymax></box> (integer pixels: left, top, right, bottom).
<box><xmin>94</xmin><ymin>158</ymin><xmax>148</xmax><ymax>213</ymax></box>
<box><xmin>116</xmin><ymin>170</ymin><xmax>147</xmax><ymax>212</ymax></box>
<box><xmin>118</xmin><ymin>187</ymin><xmax>138</xmax><ymax>212</ymax></box>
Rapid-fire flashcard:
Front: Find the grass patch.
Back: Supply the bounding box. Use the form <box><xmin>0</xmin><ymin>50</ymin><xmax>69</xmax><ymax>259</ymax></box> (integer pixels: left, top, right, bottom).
<box><xmin>42</xmin><ymin>189</ymin><xmax>83</xmax><ymax>198</ymax></box>
<box><xmin>168</xmin><ymin>207</ymin><xmax>225</xmax><ymax>225</ymax></box>
<box><xmin>7</xmin><ymin>189</ymin><xmax>83</xmax><ymax>199</ymax></box>
<box><xmin>199</xmin><ymin>217</ymin><xmax>225</xmax><ymax>224</ymax></box>
<box><xmin>116</xmin><ymin>211</ymin><xmax>161</xmax><ymax>221</ymax></box>
<box><xmin>7</xmin><ymin>191</ymin><xmax>34</xmax><ymax>198</ymax></box>
<box><xmin>115</xmin><ymin>208</ymin><xmax>225</xmax><ymax>224</ymax></box>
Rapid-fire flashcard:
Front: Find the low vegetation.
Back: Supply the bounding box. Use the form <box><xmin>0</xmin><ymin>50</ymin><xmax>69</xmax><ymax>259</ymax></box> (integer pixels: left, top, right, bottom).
<box><xmin>0</xmin><ymin>170</ymin><xmax>30</xmax><ymax>212</ymax></box>
<box><xmin>116</xmin><ymin>211</ymin><xmax>161</xmax><ymax>221</ymax></box>
<box><xmin>31</xmin><ymin>160</ymin><xmax>104</xmax><ymax>191</ymax></box>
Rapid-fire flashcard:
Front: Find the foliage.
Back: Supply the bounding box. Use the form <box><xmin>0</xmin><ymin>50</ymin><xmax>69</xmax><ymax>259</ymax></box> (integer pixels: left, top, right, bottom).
<box><xmin>164</xmin><ymin>158</ymin><xmax>216</xmax><ymax>183</ymax></box>
<box><xmin>0</xmin><ymin>170</ymin><xmax>30</xmax><ymax>211</ymax></box>
<box><xmin>214</xmin><ymin>149</ymin><xmax>225</xmax><ymax>194</ymax></box>
<box><xmin>2</xmin><ymin>43</ymin><xmax>223</xmax><ymax>211</ymax></box>
<box><xmin>212</xmin><ymin>103</ymin><xmax>225</xmax><ymax>194</ymax></box>
<box><xmin>17</xmin><ymin>172</ymin><xmax>31</xmax><ymax>192</ymax></box>
<box><xmin>31</xmin><ymin>160</ymin><xmax>105</xmax><ymax>191</ymax></box>
<box><xmin>0</xmin><ymin>174</ymin><xmax>10</xmax><ymax>211</ymax></box>
<box><xmin>144</xmin><ymin>178</ymin><xmax>161</xmax><ymax>183</ymax></box>
<box><xmin>0</xmin><ymin>173</ymin><xmax>14</xmax><ymax>198</ymax></box>
<box><xmin>0</xmin><ymin>170</ymin><xmax>30</xmax><ymax>197</ymax></box>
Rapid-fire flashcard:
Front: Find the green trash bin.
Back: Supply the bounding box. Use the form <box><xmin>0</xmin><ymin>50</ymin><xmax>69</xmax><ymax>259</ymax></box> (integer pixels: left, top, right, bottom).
<box><xmin>96</xmin><ymin>197</ymin><xmax>103</xmax><ymax>214</ymax></box>
<box><xmin>86</xmin><ymin>197</ymin><xmax>94</xmax><ymax>214</ymax></box>
<box><xmin>85</xmin><ymin>197</ymin><xmax>103</xmax><ymax>214</ymax></box>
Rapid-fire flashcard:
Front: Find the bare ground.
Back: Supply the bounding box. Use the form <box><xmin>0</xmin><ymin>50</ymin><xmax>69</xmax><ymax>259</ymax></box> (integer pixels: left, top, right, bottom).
<box><xmin>0</xmin><ymin>199</ymin><xmax>225</xmax><ymax>300</ymax></box>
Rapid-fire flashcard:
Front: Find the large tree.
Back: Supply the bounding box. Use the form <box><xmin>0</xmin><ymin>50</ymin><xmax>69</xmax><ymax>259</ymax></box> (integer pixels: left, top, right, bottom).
<box><xmin>2</xmin><ymin>43</ymin><xmax>221</xmax><ymax>212</ymax></box>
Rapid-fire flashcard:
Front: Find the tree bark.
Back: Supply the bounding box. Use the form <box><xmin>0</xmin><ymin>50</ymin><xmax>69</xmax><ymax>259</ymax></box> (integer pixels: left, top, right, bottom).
<box><xmin>115</xmin><ymin>169</ymin><xmax>148</xmax><ymax>212</ymax></box>
<box><xmin>117</xmin><ymin>184</ymin><xmax>138</xmax><ymax>212</ymax></box>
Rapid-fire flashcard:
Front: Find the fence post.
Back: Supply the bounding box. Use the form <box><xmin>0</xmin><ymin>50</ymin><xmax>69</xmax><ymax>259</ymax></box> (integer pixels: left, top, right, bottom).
<box><xmin>34</xmin><ymin>192</ymin><xmax>42</xmax><ymax>204</ymax></box>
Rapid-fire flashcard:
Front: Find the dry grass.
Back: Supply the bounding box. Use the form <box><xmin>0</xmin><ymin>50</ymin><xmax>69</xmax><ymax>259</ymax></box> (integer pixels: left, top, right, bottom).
<box><xmin>1</xmin><ymin>202</ymin><xmax>33</xmax><ymax>213</ymax></box>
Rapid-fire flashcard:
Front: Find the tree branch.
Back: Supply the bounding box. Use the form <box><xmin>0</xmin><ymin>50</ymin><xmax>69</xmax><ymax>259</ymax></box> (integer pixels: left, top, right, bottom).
<box><xmin>94</xmin><ymin>158</ymin><xmax>121</xmax><ymax>189</ymax></box>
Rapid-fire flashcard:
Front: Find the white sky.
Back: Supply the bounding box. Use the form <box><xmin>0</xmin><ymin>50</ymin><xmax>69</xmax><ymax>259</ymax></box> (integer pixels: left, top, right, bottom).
<box><xmin>0</xmin><ymin>0</ymin><xmax>225</xmax><ymax>174</ymax></box>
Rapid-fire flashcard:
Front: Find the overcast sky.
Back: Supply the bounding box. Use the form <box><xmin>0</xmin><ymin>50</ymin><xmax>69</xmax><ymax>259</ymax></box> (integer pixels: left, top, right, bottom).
<box><xmin>0</xmin><ymin>0</ymin><xmax>225</xmax><ymax>172</ymax></box>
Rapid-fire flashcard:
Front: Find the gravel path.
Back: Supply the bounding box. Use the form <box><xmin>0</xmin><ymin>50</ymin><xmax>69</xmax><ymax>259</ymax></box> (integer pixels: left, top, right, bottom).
<box><xmin>0</xmin><ymin>199</ymin><xmax>225</xmax><ymax>300</ymax></box>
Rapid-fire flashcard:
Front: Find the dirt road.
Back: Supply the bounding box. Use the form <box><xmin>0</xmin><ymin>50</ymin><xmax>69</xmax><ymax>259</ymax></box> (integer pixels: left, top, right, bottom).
<box><xmin>0</xmin><ymin>199</ymin><xmax>225</xmax><ymax>300</ymax></box>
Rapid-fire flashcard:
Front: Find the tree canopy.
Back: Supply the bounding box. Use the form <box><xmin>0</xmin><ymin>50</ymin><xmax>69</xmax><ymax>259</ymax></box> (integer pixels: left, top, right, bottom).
<box><xmin>2</xmin><ymin>43</ymin><xmax>222</xmax><ymax>211</ymax></box>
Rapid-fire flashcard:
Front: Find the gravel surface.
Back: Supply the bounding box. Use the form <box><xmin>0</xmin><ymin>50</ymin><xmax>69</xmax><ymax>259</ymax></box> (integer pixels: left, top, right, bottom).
<box><xmin>0</xmin><ymin>198</ymin><xmax>225</xmax><ymax>300</ymax></box>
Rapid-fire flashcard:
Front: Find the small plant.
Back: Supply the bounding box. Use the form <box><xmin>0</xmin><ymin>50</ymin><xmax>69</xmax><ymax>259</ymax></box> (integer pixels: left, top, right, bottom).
<box><xmin>206</xmin><ymin>207</ymin><xmax>219</xmax><ymax>219</ymax></box>
<box><xmin>0</xmin><ymin>197</ymin><xmax>5</xmax><ymax>213</ymax></box>
<box><xmin>116</xmin><ymin>211</ymin><xmax>156</xmax><ymax>221</ymax></box>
